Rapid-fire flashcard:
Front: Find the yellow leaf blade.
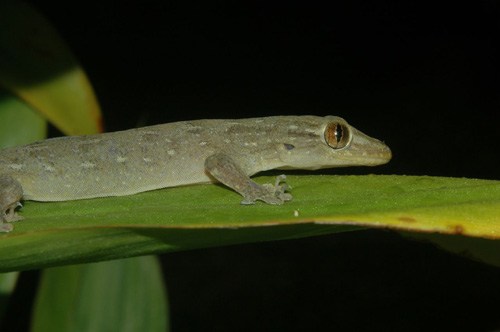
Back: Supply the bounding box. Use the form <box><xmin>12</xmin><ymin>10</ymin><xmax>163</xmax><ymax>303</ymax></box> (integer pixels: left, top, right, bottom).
<box><xmin>0</xmin><ymin>1</ymin><xmax>102</xmax><ymax>135</ymax></box>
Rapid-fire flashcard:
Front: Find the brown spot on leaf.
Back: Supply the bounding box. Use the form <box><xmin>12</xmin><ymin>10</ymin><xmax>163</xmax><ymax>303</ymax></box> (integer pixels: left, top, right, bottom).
<box><xmin>398</xmin><ymin>216</ymin><xmax>416</xmax><ymax>222</ymax></box>
<box><xmin>450</xmin><ymin>224</ymin><xmax>465</xmax><ymax>235</ymax></box>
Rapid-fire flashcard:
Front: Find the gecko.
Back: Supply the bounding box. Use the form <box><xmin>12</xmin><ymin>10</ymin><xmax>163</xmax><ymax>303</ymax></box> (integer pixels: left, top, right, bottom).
<box><xmin>0</xmin><ymin>115</ymin><xmax>391</xmax><ymax>233</ymax></box>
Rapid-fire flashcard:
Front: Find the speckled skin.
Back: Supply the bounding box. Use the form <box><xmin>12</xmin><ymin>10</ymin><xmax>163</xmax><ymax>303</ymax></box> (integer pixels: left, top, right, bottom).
<box><xmin>0</xmin><ymin>116</ymin><xmax>391</xmax><ymax>232</ymax></box>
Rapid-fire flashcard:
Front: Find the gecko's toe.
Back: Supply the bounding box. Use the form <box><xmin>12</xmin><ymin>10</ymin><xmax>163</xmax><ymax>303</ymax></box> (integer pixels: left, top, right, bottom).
<box><xmin>0</xmin><ymin>222</ymin><xmax>13</xmax><ymax>233</ymax></box>
<box><xmin>274</xmin><ymin>174</ymin><xmax>287</xmax><ymax>186</ymax></box>
<box><xmin>281</xmin><ymin>193</ymin><xmax>293</xmax><ymax>202</ymax></box>
<box><xmin>5</xmin><ymin>215</ymin><xmax>24</xmax><ymax>222</ymax></box>
<box><xmin>240</xmin><ymin>198</ymin><xmax>256</xmax><ymax>205</ymax></box>
<box><xmin>280</xmin><ymin>184</ymin><xmax>292</xmax><ymax>191</ymax></box>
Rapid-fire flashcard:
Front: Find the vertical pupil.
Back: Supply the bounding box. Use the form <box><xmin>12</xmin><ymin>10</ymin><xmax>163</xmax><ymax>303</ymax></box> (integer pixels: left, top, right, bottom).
<box><xmin>335</xmin><ymin>124</ymin><xmax>343</xmax><ymax>143</ymax></box>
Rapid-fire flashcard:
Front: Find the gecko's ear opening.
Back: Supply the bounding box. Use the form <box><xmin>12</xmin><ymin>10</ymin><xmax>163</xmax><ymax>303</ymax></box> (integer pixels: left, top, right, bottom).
<box><xmin>324</xmin><ymin>121</ymin><xmax>352</xmax><ymax>149</ymax></box>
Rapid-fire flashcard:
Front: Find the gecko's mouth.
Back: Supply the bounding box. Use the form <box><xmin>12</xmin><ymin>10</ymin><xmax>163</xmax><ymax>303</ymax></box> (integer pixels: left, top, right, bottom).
<box><xmin>360</xmin><ymin>145</ymin><xmax>392</xmax><ymax>165</ymax></box>
<box><xmin>334</xmin><ymin>147</ymin><xmax>391</xmax><ymax>167</ymax></box>
<box><xmin>340</xmin><ymin>126</ymin><xmax>392</xmax><ymax>166</ymax></box>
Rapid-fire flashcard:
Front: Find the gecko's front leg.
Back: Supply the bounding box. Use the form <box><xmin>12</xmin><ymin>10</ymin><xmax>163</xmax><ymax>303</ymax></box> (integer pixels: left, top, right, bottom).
<box><xmin>0</xmin><ymin>175</ymin><xmax>24</xmax><ymax>233</ymax></box>
<box><xmin>205</xmin><ymin>153</ymin><xmax>292</xmax><ymax>205</ymax></box>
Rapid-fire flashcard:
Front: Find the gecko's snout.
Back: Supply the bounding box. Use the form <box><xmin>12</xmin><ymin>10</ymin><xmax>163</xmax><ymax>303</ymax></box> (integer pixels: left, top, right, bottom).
<box><xmin>378</xmin><ymin>144</ymin><xmax>392</xmax><ymax>164</ymax></box>
<box><xmin>367</xmin><ymin>138</ymin><xmax>392</xmax><ymax>165</ymax></box>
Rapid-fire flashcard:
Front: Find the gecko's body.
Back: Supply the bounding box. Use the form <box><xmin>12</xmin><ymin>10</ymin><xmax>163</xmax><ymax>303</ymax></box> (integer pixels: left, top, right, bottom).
<box><xmin>0</xmin><ymin>116</ymin><xmax>391</xmax><ymax>232</ymax></box>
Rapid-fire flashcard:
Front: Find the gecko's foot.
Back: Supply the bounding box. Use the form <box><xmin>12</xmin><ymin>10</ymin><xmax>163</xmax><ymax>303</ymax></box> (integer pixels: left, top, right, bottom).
<box><xmin>0</xmin><ymin>222</ymin><xmax>13</xmax><ymax>233</ymax></box>
<box><xmin>241</xmin><ymin>174</ymin><xmax>293</xmax><ymax>205</ymax></box>
<box><xmin>0</xmin><ymin>175</ymin><xmax>24</xmax><ymax>232</ymax></box>
<box><xmin>5</xmin><ymin>214</ymin><xmax>24</xmax><ymax>223</ymax></box>
<box><xmin>0</xmin><ymin>202</ymin><xmax>24</xmax><ymax>232</ymax></box>
<box><xmin>3</xmin><ymin>202</ymin><xmax>24</xmax><ymax>222</ymax></box>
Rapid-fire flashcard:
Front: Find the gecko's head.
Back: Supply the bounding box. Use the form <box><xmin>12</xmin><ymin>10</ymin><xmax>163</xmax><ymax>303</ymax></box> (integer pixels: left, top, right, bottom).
<box><xmin>322</xmin><ymin>116</ymin><xmax>392</xmax><ymax>167</ymax></box>
<box><xmin>278</xmin><ymin>116</ymin><xmax>392</xmax><ymax>170</ymax></box>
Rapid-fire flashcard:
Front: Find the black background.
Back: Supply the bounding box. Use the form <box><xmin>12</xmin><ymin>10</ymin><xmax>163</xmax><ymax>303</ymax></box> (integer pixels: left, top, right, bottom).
<box><xmin>6</xmin><ymin>1</ymin><xmax>500</xmax><ymax>331</ymax></box>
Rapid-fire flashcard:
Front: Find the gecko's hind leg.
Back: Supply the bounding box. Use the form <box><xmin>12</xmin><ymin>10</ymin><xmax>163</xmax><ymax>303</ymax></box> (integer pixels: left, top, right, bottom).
<box><xmin>1</xmin><ymin>175</ymin><xmax>24</xmax><ymax>233</ymax></box>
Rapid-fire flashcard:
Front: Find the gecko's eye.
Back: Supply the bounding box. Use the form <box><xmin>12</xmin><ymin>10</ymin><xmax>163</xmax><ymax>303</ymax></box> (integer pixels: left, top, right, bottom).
<box><xmin>325</xmin><ymin>121</ymin><xmax>351</xmax><ymax>149</ymax></box>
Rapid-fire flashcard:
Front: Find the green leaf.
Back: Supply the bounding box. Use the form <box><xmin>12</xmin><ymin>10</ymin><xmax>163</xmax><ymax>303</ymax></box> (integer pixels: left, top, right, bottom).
<box><xmin>1</xmin><ymin>174</ymin><xmax>499</xmax><ymax>272</ymax></box>
<box><xmin>1</xmin><ymin>5</ymin><xmax>166</xmax><ymax>331</ymax></box>
<box><xmin>0</xmin><ymin>88</ymin><xmax>47</xmax><ymax>323</ymax></box>
<box><xmin>31</xmin><ymin>256</ymin><xmax>168</xmax><ymax>332</ymax></box>
<box><xmin>0</xmin><ymin>89</ymin><xmax>47</xmax><ymax>148</ymax></box>
<box><xmin>0</xmin><ymin>272</ymin><xmax>18</xmax><ymax>325</ymax></box>
<box><xmin>0</xmin><ymin>0</ymin><xmax>102</xmax><ymax>135</ymax></box>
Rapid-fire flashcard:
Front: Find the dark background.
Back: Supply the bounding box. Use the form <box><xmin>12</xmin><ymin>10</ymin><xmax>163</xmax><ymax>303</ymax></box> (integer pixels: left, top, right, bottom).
<box><xmin>9</xmin><ymin>1</ymin><xmax>500</xmax><ymax>331</ymax></box>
